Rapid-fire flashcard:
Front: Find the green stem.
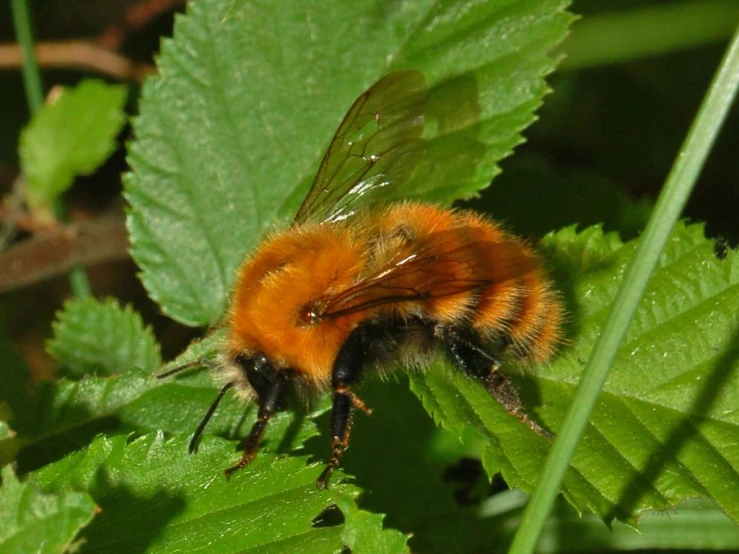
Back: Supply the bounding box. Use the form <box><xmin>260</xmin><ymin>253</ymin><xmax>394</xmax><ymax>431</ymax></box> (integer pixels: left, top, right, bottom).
<box><xmin>10</xmin><ymin>0</ymin><xmax>44</xmax><ymax>114</ymax></box>
<box><xmin>509</xmin><ymin>22</ymin><xmax>739</xmax><ymax>554</ymax></box>
<box><xmin>562</xmin><ymin>0</ymin><xmax>739</xmax><ymax>70</ymax></box>
<box><xmin>11</xmin><ymin>0</ymin><xmax>91</xmax><ymax>298</ymax></box>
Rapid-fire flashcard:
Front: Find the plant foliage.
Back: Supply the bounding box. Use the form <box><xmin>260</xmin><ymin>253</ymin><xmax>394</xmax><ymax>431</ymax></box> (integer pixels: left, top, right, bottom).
<box><xmin>19</xmin><ymin>79</ymin><xmax>127</xmax><ymax>221</ymax></box>
<box><xmin>0</xmin><ymin>465</ymin><xmax>96</xmax><ymax>554</ymax></box>
<box><xmin>48</xmin><ymin>297</ymin><xmax>161</xmax><ymax>377</ymax></box>
<box><xmin>3</xmin><ymin>0</ymin><xmax>737</xmax><ymax>552</ymax></box>
<box><xmin>125</xmin><ymin>0</ymin><xmax>573</xmax><ymax>325</ymax></box>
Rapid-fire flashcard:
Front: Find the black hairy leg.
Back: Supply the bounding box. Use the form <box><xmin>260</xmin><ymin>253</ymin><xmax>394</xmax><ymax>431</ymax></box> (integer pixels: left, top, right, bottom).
<box><xmin>224</xmin><ymin>370</ymin><xmax>291</xmax><ymax>479</ymax></box>
<box><xmin>435</xmin><ymin>324</ymin><xmax>553</xmax><ymax>440</ymax></box>
<box><xmin>317</xmin><ymin>323</ymin><xmax>376</xmax><ymax>488</ymax></box>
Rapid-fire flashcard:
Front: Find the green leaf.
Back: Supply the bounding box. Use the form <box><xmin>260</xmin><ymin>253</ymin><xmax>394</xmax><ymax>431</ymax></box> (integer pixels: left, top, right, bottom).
<box><xmin>19</xmin><ymin>79</ymin><xmax>128</xmax><ymax>221</ymax></box>
<box><xmin>125</xmin><ymin>0</ymin><xmax>573</xmax><ymax>325</ymax></box>
<box><xmin>48</xmin><ymin>297</ymin><xmax>161</xmax><ymax>377</ymax></box>
<box><xmin>32</xmin><ymin>433</ymin><xmax>407</xmax><ymax>553</ymax></box>
<box><xmin>340</xmin><ymin>508</ymin><xmax>410</xmax><ymax>554</ymax></box>
<box><xmin>0</xmin><ymin>465</ymin><xmax>97</xmax><ymax>554</ymax></box>
<box><xmin>12</xmin><ymin>333</ymin><xmax>325</xmax><ymax>472</ymax></box>
<box><xmin>411</xmin><ymin>222</ymin><xmax>739</xmax><ymax>525</ymax></box>
<box><xmin>453</xmin><ymin>490</ymin><xmax>739</xmax><ymax>553</ymax></box>
<box><xmin>539</xmin><ymin>496</ymin><xmax>739</xmax><ymax>552</ymax></box>
<box><xmin>12</xmin><ymin>372</ymin><xmax>320</xmax><ymax>474</ymax></box>
<box><xmin>560</xmin><ymin>0</ymin><xmax>739</xmax><ymax>71</ymax></box>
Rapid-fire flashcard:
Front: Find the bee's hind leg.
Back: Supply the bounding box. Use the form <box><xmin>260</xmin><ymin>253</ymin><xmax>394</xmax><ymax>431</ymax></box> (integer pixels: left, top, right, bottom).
<box><xmin>435</xmin><ymin>324</ymin><xmax>553</xmax><ymax>440</ymax></box>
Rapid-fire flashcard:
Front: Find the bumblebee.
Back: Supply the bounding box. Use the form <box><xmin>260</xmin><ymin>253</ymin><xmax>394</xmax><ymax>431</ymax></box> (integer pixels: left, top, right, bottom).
<box><xmin>162</xmin><ymin>70</ymin><xmax>562</xmax><ymax>487</ymax></box>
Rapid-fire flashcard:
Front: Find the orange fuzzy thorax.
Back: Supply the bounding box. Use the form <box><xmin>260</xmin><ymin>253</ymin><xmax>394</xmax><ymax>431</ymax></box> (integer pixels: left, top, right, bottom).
<box><xmin>227</xmin><ymin>202</ymin><xmax>563</xmax><ymax>388</ymax></box>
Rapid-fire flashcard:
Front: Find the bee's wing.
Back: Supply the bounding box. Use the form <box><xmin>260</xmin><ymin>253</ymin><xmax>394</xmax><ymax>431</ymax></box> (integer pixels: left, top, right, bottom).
<box><xmin>318</xmin><ymin>232</ymin><xmax>536</xmax><ymax>320</ymax></box>
<box><xmin>294</xmin><ymin>70</ymin><xmax>427</xmax><ymax>224</ymax></box>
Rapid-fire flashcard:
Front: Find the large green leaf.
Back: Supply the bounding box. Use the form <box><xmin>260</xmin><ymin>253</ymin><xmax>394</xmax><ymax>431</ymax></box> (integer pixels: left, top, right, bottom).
<box><xmin>0</xmin><ymin>465</ymin><xmax>97</xmax><ymax>554</ymax></box>
<box><xmin>31</xmin><ymin>433</ymin><xmax>407</xmax><ymax>553</ymax></box>
<box><xmin>125</xmin><ymin>0</ymin><xmax>573</xmax><ymax>325</ymax></box>
<box><xmin>48</xmin><ymin>297</ymin><xmax>161</xmax><ymax>377</ymax></box>
<box><xmin>12</xmin><ymin>324</ymin><xmax>318</xmax><ymax>471</ymax></box>
<box><xmin>411</xmin><ymin>222</ymin><xmax>739</xmax><ymax>524</ymax></box>
<box><xmin>11</xmin><ymin>368</ymin><xmax>323</xmax><ymax>475</ymax></box>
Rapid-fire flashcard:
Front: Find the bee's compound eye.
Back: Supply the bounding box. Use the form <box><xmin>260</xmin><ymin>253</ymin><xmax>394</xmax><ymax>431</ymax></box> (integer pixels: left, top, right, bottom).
<box><xmin>234</xmin><ymin>352</ymin><xmax>272</xmax><ymax>398</ymax></box>
<box><xmin>253</xmin><ymin>353</ymin><xmax>270</xmax><ymax>373</ymax></box>
<box><xmin>234</xmin><ymin>353</ymin><xmax>251</xmax><ymax>374</ymax></box>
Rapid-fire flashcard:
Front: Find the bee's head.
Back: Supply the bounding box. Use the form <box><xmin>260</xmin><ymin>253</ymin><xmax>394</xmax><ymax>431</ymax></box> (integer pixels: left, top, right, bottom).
<box><xmin>230</xmin><ymin>351</ymin><xmax>277</xmax><ymax>403</ymax></box>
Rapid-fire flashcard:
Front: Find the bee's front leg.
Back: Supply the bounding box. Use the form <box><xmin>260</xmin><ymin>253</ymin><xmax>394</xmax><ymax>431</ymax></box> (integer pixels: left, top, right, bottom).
<box><xmin>224</xmin><ymin>371</ymin><xmax>290</xmax><ymax>478</ymax></box>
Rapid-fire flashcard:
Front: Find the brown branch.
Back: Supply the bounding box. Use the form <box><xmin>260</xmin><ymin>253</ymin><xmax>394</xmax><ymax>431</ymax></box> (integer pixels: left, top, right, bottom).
<box><xmin>0</xmin><ymin>214</ymin><xmax>129</xmax><ymax>293</ymax></box>
<box><xmin>0</xmin><ymin>41</ymin><xmax>155</xmax><ymax>83</ymax></box>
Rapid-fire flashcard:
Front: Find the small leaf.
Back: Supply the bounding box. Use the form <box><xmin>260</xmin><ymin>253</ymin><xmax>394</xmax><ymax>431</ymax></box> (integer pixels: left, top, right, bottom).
<box><xmin>125</xmin><ymin>0</ymin><xmax>573</xmax><ymax>325</ymax></box>
<box><xmin>411</xmin><ymin>222</ymin><xmax>739</xmax><ymax>524</ymax></box>
<box><xmin>20</xmin><ymin>79</ymin><xmax>127</xmax><ymax>222</ymax></box>
<box><xmin>0</xmin><ymin>465</ymin><xmax>97</xmax><ymax>554</ymax></box>
<box><xmin>32</xmin><ymin>433</ymin><xmax>408</xmax><ymax>553</ymax></box>
<box><xmin>48</xmin><ymin>297</ymin><xmax>161</xmax><ymax>377</ymax></box>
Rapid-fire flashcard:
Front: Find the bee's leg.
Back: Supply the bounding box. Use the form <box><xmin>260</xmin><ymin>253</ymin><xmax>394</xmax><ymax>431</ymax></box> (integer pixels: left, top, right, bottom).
<box><xmin>436</xmin><ymin>324</ymin><xmax>553</xmax><ymax>440</ymax></box>
<box><xmin>317</xmin><ymin>325</ymin><xmax>374</xmax><ymax>489</ymax></box>
<box><xmin>224</xmin><ymin>371</ymin><xmax>289</xmax><ymax>478</ymax></box>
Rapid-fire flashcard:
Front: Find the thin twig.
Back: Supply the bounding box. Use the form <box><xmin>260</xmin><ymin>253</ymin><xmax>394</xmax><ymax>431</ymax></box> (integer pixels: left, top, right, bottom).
<box><xmin>0</xmin><ymin>214</ymin><xmax>129</xmax><ymax>293</ymax></box>
<box><xmin>0</xmin><ymin>41</ymin><xmax>155</xmax><ymax>83</ymax></box>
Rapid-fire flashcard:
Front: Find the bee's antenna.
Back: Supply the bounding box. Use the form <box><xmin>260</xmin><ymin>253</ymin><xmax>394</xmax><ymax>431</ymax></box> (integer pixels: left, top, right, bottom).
<box><xmin>189</xmin><ymin>381</ymin><xmax>235</xmax><ymax>454</ymax></box>
<box><xmin>156</xmin><ymin>359</ymin><xmax>217</xmax><ymax>379</ymax></box>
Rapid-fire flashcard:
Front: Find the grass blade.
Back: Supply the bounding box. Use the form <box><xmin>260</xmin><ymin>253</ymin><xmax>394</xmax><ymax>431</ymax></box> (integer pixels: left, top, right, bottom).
<box><xmin>510</xmin><ymin>22</ymin><xmax>739</xmax><ymax>554</ymax></box>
